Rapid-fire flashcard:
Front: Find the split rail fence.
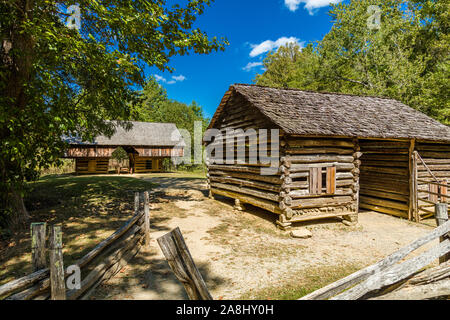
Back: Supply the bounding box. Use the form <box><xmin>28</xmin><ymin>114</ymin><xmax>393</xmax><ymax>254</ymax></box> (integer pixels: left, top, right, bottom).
<box><xmin>0</xmin><ymin>191</ymin><xmax>151</xmax><ymax>300</ymax></box>
<box><xmin>300</xmin><ymin>203</ymin><xmax>450</xmax><ymax>300</ymax></box>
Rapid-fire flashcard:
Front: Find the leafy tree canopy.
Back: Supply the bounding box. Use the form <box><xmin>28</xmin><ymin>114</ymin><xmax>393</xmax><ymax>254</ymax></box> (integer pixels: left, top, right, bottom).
<box><xmin>255</xmin><ymin>0</ymin><xmax>449</xmax><ymax>124</ymax></box>
<box><xmin>0</xmin><ymin>0</ymin><xmax>227</xmax><ymax>226</ymax></box>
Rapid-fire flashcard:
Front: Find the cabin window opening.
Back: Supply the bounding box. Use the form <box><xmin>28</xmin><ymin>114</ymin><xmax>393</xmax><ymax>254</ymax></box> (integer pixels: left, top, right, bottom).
<box><xmin>309</xmin><ymin>166</ymin><xmax>336</xmax><ymax>195</ymax></box>
<box><xmin>145</xmin><ymin>160</ymin><xmax>153</xmax><ymax>170</ymax></box>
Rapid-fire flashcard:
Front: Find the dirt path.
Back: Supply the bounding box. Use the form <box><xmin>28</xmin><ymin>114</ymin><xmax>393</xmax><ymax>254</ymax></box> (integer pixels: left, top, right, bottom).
<box><xmin>92</xmin><ymin>176</ymin><xmax>436</xmax><ymax>300</ymax></box>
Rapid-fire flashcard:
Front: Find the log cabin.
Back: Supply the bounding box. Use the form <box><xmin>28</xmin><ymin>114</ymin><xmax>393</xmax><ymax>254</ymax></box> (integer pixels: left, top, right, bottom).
<box><xmin>63</xmin><ymin>121</ymin><xmax>185</xmax><ymax>174</ymax></box>
<box><xmin>205</xmin><ymin>84</ymin><xmax>450</xmax><ymax>229</ymax></box>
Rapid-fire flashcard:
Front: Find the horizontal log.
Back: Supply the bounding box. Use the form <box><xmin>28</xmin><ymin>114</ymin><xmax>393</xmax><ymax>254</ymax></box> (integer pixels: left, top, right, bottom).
<box><xmin>418</xmin><ymin>164</ymin><xmax>450</xmax><ymax>171</ymax></box>
<box><xmin>336</xmin><ymin>172</ymin><xmax>354</xmax><ymax>180</ymax></box>
<box><xmin>209</xmin><ymin>170</ymin><xmax>282</xmax><ymax>184</ymax></box>
<box><xmin>208</xmin><ymin>164</ymin><xmax>275</xmax><ymax>175</ymax></box>
<box><xmin>360</xmin><ymin>149</ymin><xmax>409</xmax><ymax>154</ymax></box>
<box><xmin>418</xmin><ymin>171</ymin><xmax>450</xmax><ymax>178</ymax></box>
<box><xmin>285</xmin><ymin>147</ymin><xmax>354</xmax><ymax>155</ymax></box>
<box><xmin>418</xmin><ymin>152</ymin><xmax>450</xmax><ymax>159</ymax></box>
<box><xmin>360</xmin><ymin>154</ymin><xmax>409</xmax><ymax>161</ymax></box>
<box><xmin>286</xmin><ymin>139</ymin><xmax>354</xmax><ymax>148</ymax></box>
<box><xmin>359</xmin><ymin>203</ymin><xmax>408</xmax><ymax>218</ymax></box>
<box><xmin>359</xmin><ymin>188</ymin><xmax>409</xmax><ymax>203</ymax></box>
<box><xmin>416</xmin><ymin>144</ymin><xmax>450</xmax><ymax>152</ymax></box>
<box><xmin>290</xmin><ymin>163</ymin><xmax>355</xmax><ymax>172</ymax></box>
<box><xmin>209</xmin><ymin>176</ymin><xmax>280</xmax><ymax>193</ymax></box>
<box><xmin>360</xmin><ymin>166</ymin><xmax>409</xmax><ymax>176</ymax></box>
<box><xmin>210</xmin><ymin>182</ymin><xmax>280</xmax><ymax>202</ymax></box>
<box><xmin>211</xmin><ymin>188</ymin><xmax>282</xmax><ymax>214</ymax></box>
<box><xmin>359</xmin><ymin>141</ymin><xmax>410</xmax><ymax>149</ymax></box>
<box><xmin>287</xmin><ymin>155</ymin><xmax>354</xmax><ymax>164</ymax></box>
<box><xmin>291</xmin><ymin>196</ymin><xmax>354</xmax><ymax>209</ymax></box>
<box><xmin>362</xmin><ymin>161</ymin><xmax>408</xmax><ymax>168</ymax></box>
<box><xmin>288</xmin><ymin>212</ymin><xmax>354</xmax><ymax>223</ymax></box>
<box><xmin>289</xmin><ymin>188</ymin><xmax>354</xmax><ymax>199</ymax></box>
<box><xmin>418</xmin><ymin>158</ymin><xmax>450</xmax><ymax>165</ymax></box>
<box><xmin>358</xmin><ymin>183</ymin><xmax>409</xmax><ymax>196</ymax></box>
<box><xmin>359</xmin><ymin>195</ymin><xmax>408</xmax><ymax>211</ymax></box>
<box><xmin>336</xmin><ymin>179</ymin><xmax>354</xmax><ymax>187</ymax></box>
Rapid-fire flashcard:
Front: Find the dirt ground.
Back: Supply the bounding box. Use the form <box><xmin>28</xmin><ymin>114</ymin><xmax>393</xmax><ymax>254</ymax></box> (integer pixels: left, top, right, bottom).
<box><xmin>92</xmin><ymin>176</ymin><xmax>437</xmax><ymax>300</ymax></box>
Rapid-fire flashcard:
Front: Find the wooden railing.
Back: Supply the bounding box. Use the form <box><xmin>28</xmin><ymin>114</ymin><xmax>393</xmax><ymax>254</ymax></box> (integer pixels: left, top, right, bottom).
<box><xmin>300</xmin><ymin>203</ymin><xmax>450</xmax><ymax>300</ymax></box>
<box><xmin>0</xmin><ymin>191</ymin><xmax>151</xmax><ymax>300</ymax></box>
<box><xmin>412</xmin><ymin>151</ymin><xmax>450</xmax><ymax>221</ymax></box>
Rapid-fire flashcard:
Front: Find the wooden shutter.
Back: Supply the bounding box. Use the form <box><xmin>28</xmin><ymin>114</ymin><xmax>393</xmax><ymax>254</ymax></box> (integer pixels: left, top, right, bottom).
<box><xmin>326</xmin><ymin>167</ymin><xmax>336</xmax><ymax>194</ymax></box>
<box><xmin>309</xmin><ymin>167</ymin><xmax>322</xmax><ymax>195</ymax></box>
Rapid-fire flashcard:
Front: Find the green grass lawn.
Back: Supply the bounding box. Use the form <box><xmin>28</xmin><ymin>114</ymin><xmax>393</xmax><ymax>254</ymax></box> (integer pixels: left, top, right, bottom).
<box><xmin>0</xmin><ymin>174</ymin><xmax>155</xmax><ymax>286</ymax></box>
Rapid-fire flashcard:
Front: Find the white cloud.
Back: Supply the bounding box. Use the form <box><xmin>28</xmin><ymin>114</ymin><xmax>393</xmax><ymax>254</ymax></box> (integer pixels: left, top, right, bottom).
<box><xmin>284</xmin><ymin>0</ymin><xmax>342</xmax><ymax>15</ymax></box>
<box><xmin>249</xmin><ymin>37</ymin><xmax>302</xmax><ymax>57</ymax></box>
<box><xmin>172</xmin><ymin>75</ymin><xmax>186</xmax><ymax>82</ymax></box>
<box><xmin>154</xmin><ymin>74</ymin><xmax>186</xmax><ymax>85</ymax></box>
<box><xmin>243</xmin><ymin>62</ymin><xmax>264</xmax><ymax>72</ymax></box>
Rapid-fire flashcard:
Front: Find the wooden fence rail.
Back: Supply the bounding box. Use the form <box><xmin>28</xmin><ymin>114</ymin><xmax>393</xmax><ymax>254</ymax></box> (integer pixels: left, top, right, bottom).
<box><xmin>157</xmin><ymin>227</ymin><xmax>213</xmax><ymax>300</ymax></box>
<box><xmin>300</xmin><ymin>203</ymin><xmax>450</xmax><ymax>300</ymax></box>
<box><xmin>0</xmin><ymin>191</ymin><xmax>151</xmax><ymax>300</ymax></box>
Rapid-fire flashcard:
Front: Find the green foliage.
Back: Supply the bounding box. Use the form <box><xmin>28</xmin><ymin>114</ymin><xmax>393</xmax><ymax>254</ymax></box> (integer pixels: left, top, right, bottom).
<box><xmin>0</xmin><ymin>0</ymin><xmax>227</xmax><ymax>224</ymax></box>
<box><xmin>255</xmin><ymin>0</ymin><xmax>449</xmax><ymax>124</ymax></box>
<box><xmin>111</xmin><ymin>147</ymin><xmax>128</xmax><ymax>164</ymax></box>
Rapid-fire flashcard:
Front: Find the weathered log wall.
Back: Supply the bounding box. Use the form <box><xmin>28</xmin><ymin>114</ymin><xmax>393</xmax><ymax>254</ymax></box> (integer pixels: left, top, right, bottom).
<box><xmin>134</xmin><ymin>156</ymin><xmax>163</xmax><ymax>174</ymax></box>
<box><xmin>75</xmin><ymin>158</ymin><xmax>109</xmax><ymax>174</ymax></box>
<box><xmin>359</xmin><ymin>139</ymin><xmax>410</xmax><ymax>219</ymax></box>
<box><xmin>280</xmin><ymin>137</ymin><xmax>359</xmax><ymax>225</ymax></box>
<box><xmin>207</xmin><ymin>94</ymin><xmax>283</xmax><ymax>215</ymax></box>
<box><xmin>415</xmin><ymin>141</ymin><xmax>450</xmax><ymax>219</ymax></box>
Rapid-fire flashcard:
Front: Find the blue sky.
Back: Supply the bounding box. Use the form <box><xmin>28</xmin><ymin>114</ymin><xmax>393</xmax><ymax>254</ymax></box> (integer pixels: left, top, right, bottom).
<box><xmin>148</xmin><ymin>0</ymin><xmax>343</xmax><ymax>119</ymax></box>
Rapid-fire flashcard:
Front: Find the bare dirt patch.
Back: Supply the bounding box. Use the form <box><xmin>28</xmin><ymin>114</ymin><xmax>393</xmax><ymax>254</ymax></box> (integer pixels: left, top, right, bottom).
<box><xmin>91</xmin><ymin>175</ymin><xmax>436</xmax><ymax>300</ymax></box>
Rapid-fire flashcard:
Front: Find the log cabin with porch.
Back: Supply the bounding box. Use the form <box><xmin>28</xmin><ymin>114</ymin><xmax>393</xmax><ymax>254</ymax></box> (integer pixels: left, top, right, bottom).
<box><xmin>64</xmin><ymin>121</ymin><xmax>185</xmax><ymax>174</ymax></box>
<box><xmin>205</xmin><ymin>84</ymin><xmax>450</xmax><ymax>229</ymax></box>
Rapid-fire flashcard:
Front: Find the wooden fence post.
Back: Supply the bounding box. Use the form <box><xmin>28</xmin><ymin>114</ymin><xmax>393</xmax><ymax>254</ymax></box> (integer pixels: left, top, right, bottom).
<box><xmin>435</xmin><ymin>203</ymin><xmax>449</xmax><ymax>264</ymax></box>
<box><xmin>49</xmin><ymin>225</ymin><xmax>66</xmax><ymax>300</ymax></box>
<box><xmin>157</xmin><ymin>227</ymin><xmax>212</xmax><ymax>300</ymax></box>
<box><xmin>31</xmin><ymin>222</ymin><xmax>47</xmax><ymax>272</ymax></box>
<box><xmin>134</xmin><ymin>192</ymin><xmax>140</xmax><ymax>215</ymax></box>
<box><xmin>144</xmin><ymin>191</ymin><xmax>151</xmax><ymax>248</ymax></box>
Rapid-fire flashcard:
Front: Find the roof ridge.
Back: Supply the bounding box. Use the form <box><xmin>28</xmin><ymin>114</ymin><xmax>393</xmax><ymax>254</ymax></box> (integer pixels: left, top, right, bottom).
<box><xmin>232</xmin><ymin>83</ymin><xmax>399</xmax><ymax>102</ymax></box>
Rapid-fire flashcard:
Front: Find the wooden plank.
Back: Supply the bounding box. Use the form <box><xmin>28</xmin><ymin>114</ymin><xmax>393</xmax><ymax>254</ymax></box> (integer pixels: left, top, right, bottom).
<box><xmin>157</xmin><ymin>228</ymin><xmax>213</xmax><ymax>300</ymax></box>
<box><xmin>0</xmin><ymin>269</ymin><xmax>49</xmax><ymax>299</ymax></box>
<box><xmin>332</xmin><ymin>239</ymin><xmax>450</xmax><ymax>300</ymax></box>
<box><xmin>210</xmin><ymin>182</ymin><xmax>279</xmax><ymax>202</ymax></box>
<box><xmin>309</xmin><ymin>167</ymin><xmax>321</xmax><ymax>195</ymax></box>
<box><xmin>286</xmin><ymin>139</ymin><xmax>354</xmax><ymax>148</ymax></box>
<box><xmin>327</xmin><ymin>167</ymin><xmax>336</xmax><ymax>194</ymax></box>
<box><xmin>31</xmin><ymin>223</ymin><xmax>47</xmax><ymax>272</ymax></box>
<box><xmin>360</xmin><ymin>203</ymin><xmax>408</xmax><ymax>218</ymax></box>
<box><xmin>49</xmin><ymin>225</ymin><xmax>66</xmax><ymax>300</ymax></box>
<box><xmin>435</xmin><ymin>204</ymin><xmax>449</xmax><ymax>264</ymax></box>
<box><xmin>291</xmin><ymin>196</ymin><xmax>354</xmax><ymax>209</ymax></box>
<box><xmin>144</xmin><ymin>191</ymin><xmax>151</xmax><ymax>248</ymax></box>
<box><xmin>300</xmin><ymin>220</ymin><xmax>450</xmax><ymax>300</ymax></box>
<box><xmin>288</xmin><ymin>155</ymin><xmax>354</xmax><ymax>164</ymax></box>
<box><xmin>210</xmin><ymin>188</ymin><xmax>282</xmax><ymax>214</ymax></box>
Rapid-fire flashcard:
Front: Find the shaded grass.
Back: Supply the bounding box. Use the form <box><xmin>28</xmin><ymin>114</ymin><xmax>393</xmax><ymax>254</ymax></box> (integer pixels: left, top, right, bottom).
<box><xmin>240</xmin><ymin>263</ymin><xmax>362</xmax><ymax>300</ymax></box>
<box><xmin>0</xmin><ymin>175</ymin><xmax>155</xmax><ymax>286</ymax></box>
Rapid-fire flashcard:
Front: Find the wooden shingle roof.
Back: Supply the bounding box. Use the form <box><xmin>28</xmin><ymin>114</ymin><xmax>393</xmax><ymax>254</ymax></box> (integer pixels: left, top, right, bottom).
<box><xmin>209</xmin><ymin>84</ymin><xmax>450</xmax><ymax>142</ymax></box>
<box><xmin>64</xmin><ymin>121</ymin><xmax>186</xmax><ymax>147</ymax></box>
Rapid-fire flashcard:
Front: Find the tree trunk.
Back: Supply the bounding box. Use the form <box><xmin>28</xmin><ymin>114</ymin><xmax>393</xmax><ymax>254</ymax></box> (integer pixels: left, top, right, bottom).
<box><xmin>8</xmin><ymin>189</ymin><xmax>30</xmax><ymax>229</ymax></box>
